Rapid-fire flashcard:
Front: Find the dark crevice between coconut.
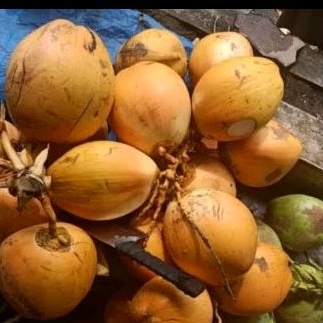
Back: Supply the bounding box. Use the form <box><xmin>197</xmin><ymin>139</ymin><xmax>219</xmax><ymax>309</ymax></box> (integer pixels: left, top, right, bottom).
<box><xmin>0</xmin><ymin>101</ymin><xmax>68</xmax><ymax>247</ymax></box>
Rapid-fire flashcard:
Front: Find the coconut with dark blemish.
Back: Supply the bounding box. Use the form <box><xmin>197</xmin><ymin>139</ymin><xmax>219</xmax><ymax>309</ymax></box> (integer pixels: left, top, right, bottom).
<box><xmin>114</xmin><ymin>28</ymin><xmax>187</xmax><ymax>77</ymax></box>
<box><xmin>191</xmin><ymin>56</ymin><xmax>284</xmax><ymax>142</ymax></box>
<box><xmin>219</xmin><ymin>119</ymin><xmax>302</xmax><ymax>187</ymax></box>
<box><xmin>5</xmin><ymin>18</ymin><xmax>115</xmax><ymax>144</ymax></box>
<box><xmin>264</xmin><ymin>194</ymin><xmax>323</xmax><ymax>252</ymax></box>
<box><xmin>213</xmin><ymin>242</ymin><xmax>292</xmax><ymax>316</ymax></box>
<box><xmin>188</xmin><ymin>31</ymin><xmax>254</xmax><ymax>87</ymax></box>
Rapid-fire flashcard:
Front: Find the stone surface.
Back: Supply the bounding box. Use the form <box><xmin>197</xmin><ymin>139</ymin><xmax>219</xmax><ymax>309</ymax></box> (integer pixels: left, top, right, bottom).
<box><xmin>275</xmin><ymin>101</ymin><xmax>323</xmax><ymax>169</ymax></box>
<box><xmin>290</xmin><ymin>45</ymin><xmax>323</xmax><ymax>89</ymax></box>
<box><xmin>159</xmin><ymin>9</ymin><xmax>251</xmax><ymax>33</ymax></box>
<box><xmin>235</xmin><ymin>13</ymin><xmax>305</xmax><ymax>66</ymax></box>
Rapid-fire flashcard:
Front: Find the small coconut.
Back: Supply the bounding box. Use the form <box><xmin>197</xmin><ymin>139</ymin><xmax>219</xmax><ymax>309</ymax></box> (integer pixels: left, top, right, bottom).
<box><xmin>115</xmin><ymin>28</ymin><xmax>188</xmax><ymax>77</ymax></box>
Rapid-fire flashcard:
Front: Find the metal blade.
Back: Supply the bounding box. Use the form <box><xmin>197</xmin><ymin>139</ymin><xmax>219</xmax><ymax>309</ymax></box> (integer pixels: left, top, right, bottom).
<box><xmin>60</xmin><ymin>214</ymin><xmax>206</xmax><ymax>297</ymax></box>
<box><xmin>77</xmin><ymin>219</ymin><xmax>146</xmax><ymax>246</ymax></box>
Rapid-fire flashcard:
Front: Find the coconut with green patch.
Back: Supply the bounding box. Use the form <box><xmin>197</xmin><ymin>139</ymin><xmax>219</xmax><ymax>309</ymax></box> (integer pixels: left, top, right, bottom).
<box><xmin>265</xmin><ymin>194</ymin><xmax>323</xmax><ymax>252</ymax></box>
<box><xmin>256</xmin><ymin>219</ymin><xmax>282</xmax><ymax>248</ymax></box>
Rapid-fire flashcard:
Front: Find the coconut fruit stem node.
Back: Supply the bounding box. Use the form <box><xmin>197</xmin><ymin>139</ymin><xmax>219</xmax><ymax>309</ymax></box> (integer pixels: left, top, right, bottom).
<box><xmin>0</xmin><ymin>103</ymin><xmax>58</xmax><ymax>238</ymax></box>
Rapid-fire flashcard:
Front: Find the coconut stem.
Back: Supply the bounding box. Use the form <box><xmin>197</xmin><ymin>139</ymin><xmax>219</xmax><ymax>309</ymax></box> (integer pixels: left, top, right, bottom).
<box><xmin>39</xmin><ymin>193</ymin><xmax>57</xmax><ymax>239</ymax></box>
<box><xmin>0</xmin><ymin>103</ymin><xmax>58</xmax><ymax>243</ymax></box>
<box><xmin>17</xmin><ymin>148</ymin><xmax>31</xmax><ymax>167</ymax></box>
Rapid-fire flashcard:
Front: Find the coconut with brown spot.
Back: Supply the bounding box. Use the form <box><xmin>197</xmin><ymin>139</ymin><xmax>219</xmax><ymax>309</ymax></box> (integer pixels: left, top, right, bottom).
<box><xmin>219</xmin><ymin>119</ymin><xmax>302</xmax><ymax>187</ymax></box>
<box><xmin>191</xmin><ymin>56</ymin><xmax>284</xmax><ymax>141</ymax></box>
<box><xmin>5</xmin><ymin>18</ymin><xmax>115</xmax><ymax>144</ymax></box>
<box><xmin>265</xmin><ymin>194</ymin><xmax>323</xmax><ymax>252</ymax></box>
<box><xmin>189</xmin><ymin>31</ymin><xmax>253</xmax><ymax>86</ymax></box>
<box><xmin>0</xmin><ymin>222</ymin><xmax>97</xmax><ymax>320</ymax></box>
<box><xmin>163</xmin><ymin>188</ymin><xmax>258</xmax><ymax>286</ymax></box>
<box><xmin>213</xmin><ymin>242</ymin><xmax>293</xmax><ymax>316</ymax></box>
<box><xmin>115</xmin><ymin>28</ymin><xmax>188</xmax><ymax>77</ymax></box>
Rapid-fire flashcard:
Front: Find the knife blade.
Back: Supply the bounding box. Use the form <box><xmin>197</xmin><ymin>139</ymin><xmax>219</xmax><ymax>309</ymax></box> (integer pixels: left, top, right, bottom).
<box><xmin>62</xmin><ymin>214</ymin><xmax>206</xmax><ymax>298</ymax></box>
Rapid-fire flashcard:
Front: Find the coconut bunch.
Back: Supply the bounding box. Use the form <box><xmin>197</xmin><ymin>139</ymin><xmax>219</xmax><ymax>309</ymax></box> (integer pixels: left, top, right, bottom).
<box><xmin>0</xmin><ymin>18</ymin><xmax>316</xmax><ymax>323</ymax></box>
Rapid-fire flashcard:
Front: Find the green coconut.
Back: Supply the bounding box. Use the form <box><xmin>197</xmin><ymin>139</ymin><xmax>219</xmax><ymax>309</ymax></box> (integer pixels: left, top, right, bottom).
<box><xmin>265</xmin><ymin>194</ymin><xmax>323</xmax><ymax>252</ymax></box>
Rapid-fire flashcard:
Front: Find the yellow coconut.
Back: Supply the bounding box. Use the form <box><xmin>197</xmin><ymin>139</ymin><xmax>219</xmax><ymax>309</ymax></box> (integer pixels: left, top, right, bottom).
<box><xmin>47</xmin><ymin>141</ymin><xmax>159</xmax><ymax>220</ymax></box>
<box><xmin>189</xmin><ymin>31</ymin><xmax>253</xmax><ymax>86</ymax></box>
<box><xmin>163</xmin><ymin>188</ymin><xmax>258</xmax><ymax>286</ymax></box>
<box><xmin>5</xmin><ymin>18</ymin><xmax>115</xmax><ymax>144</ymax></box>
<box><xmin>220</xmin><ymin>119</ymin><xmax>302</xmax><ymax>187</ymax></box>
<box><xmin>115</xmin><ymin>28</ymin><xmax>187</xmax><ymax>77</ymax></box>
<box><xmin>192</xmin><ymin>56</ymin><xmax>284</xmax><ymax>141</ymax></box>
<box><xmin>109</xmin><ymin>61</ymin><xmax>191</xmax><ymax>157</ymax></box>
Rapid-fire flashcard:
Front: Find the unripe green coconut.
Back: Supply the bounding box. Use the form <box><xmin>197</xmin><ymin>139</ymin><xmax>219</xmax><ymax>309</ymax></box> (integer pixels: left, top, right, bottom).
<box><xmin>265</xmin><ymin>194</ymin><xmax>323</xmax><ymax>252</ymax></box>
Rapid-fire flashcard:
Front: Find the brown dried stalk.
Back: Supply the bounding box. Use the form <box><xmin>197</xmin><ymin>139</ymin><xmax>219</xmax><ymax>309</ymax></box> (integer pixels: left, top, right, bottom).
<box><xmin>0</xmin><ymin>101</ymin><xmax>57</xmax><ymax>238</ymax></box>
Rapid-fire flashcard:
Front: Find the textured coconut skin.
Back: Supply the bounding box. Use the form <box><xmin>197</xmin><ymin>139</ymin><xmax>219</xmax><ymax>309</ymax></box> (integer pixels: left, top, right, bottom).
<box><xmin>265</xmin><ymin>194</ymin><xmax>323</xmax><ymax>252</ymax></box>
<box><xmin>115</xmin><ymin>28</ymin><xmax>188</xmax><ymax>77</ymax></box>
<box><xmin>220</xmin><ymin>119</ymin><xmax>302</xmax><ymax>187</ymax></box>
<box><xmin>192</xmin><ymin>56</ymin><xmax>284</xmax><ymax>141</ymax></box>
<box><xmin>47</xmin><ymin>140</ymin><xmax>159</xmax><ymax>220</ymax></box>
<box><xmin>189</xmin><ymin>31</ymin><xmax>253</xmax><ymax>86</ymax></box>
<box><xmin>0</xmin><ymin>222</ymin><xmax>98</xmax><ymax>320</ymax></box>
<box><xmin>109</xmin><ymin>61</ymin><xmax>191</xmax><ymax>157</ymax></box>
<box><xmin>214</xmin><ymin>242</ymin><xmax>293</xmax><ymax>316</ymax></box>
<box><xmin>163</xmin><ymin>188</ymin><xmax>258</xmax><ymax>286</ymax></box>
<box><xmin>5</xmin><ymin>19</ymin><xmax>115</xmax><ymax>144</ymax></box>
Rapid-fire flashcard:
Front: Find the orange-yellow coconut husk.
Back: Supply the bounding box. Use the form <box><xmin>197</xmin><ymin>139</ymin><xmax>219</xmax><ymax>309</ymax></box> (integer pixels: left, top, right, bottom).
<box><xmin>5</xmin><ymin>19</ymin><xmax>115</xmax><ymax>144</ymax></box>
<box><xmin>192</xmin><ymin>56</ymin><xmax>284</xmax><ymax>141</ymax></box>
